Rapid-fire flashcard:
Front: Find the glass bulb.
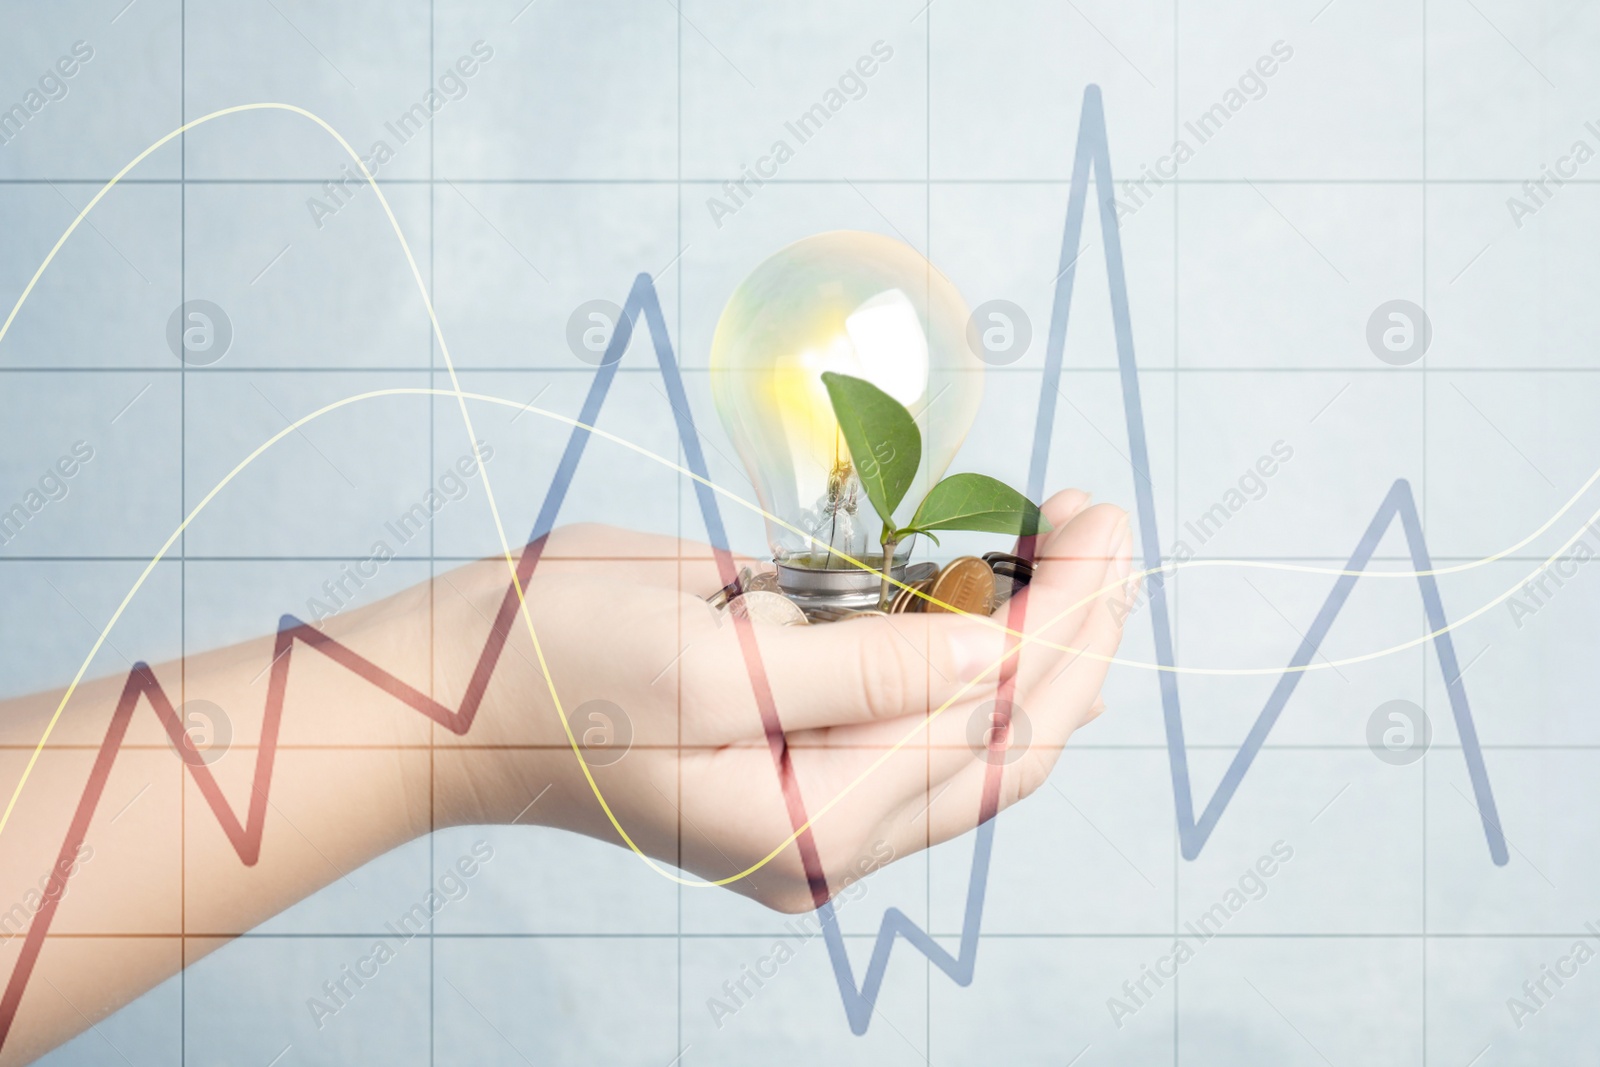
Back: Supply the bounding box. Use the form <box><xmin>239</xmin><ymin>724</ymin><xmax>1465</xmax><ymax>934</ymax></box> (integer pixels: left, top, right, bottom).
<box><xmin>709</xmin><ymin>231</ymin><xmax>983</xmax><ymax>578</ymax></box>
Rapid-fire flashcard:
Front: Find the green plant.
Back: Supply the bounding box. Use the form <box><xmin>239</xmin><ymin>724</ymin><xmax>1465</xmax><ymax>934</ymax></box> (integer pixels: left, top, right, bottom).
<box><xmin>821</xmin><ymin>371</ymin><xmax>1051</xmax><ymax>608</ymax></box>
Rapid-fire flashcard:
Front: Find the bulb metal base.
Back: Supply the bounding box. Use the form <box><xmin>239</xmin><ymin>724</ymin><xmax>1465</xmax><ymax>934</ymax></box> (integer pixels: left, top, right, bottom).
<box><xmin>775</xmin><ymin>560</ymin><xmax>905</xmax><ymax>612</ymax></box>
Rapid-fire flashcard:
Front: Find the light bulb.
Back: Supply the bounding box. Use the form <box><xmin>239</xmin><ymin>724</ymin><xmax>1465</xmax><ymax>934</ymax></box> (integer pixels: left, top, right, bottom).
<box><xmin>709</xmin><ymin>231</ymin><xmax>984</xmax><ymax>603</ymax></box>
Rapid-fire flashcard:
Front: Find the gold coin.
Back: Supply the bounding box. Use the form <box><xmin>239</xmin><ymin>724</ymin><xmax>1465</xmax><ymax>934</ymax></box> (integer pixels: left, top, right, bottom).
<box><xmin>888</xmin><ymin>584</ymin><xmax>916</xmax><ymax>614</ymax></box>
<box><xmin>890</xmin><ymin>577</ymin><xmax>933</xmax><ymax>614</ymax></box>
<box><xmin>925</xmin><ymin>557</ymin><xmax>994</xmax><ymax>616</ymax></box>
<box><xmin>727</xmin><ymin>590</ymin><xmax>808</xmax><ymax>626</ymax></box>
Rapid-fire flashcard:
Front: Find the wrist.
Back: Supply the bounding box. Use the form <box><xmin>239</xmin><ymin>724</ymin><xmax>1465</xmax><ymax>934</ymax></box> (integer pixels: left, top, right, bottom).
<box><xmin>422</xmin><ymin>558</ymin><xmax>566</xmax><ymax>832</ymax></box>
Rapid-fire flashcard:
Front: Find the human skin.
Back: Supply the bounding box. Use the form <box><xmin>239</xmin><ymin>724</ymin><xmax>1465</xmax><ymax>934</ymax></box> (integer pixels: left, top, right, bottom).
<box><xmin>0</xmin><ymin>489</ymin><xmax>1130</xmax><ymax>1062</ymax></box>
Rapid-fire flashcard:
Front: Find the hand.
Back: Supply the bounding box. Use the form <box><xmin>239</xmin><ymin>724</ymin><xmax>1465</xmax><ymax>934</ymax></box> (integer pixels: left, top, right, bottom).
<box><xmin>0</xmin><ymin>490</ymin><xmax>1132</xmax><ymax>1058</ymax></box>
<box><xmin>436</xmin><ymin>489</ymin><xmax>1134</xmax><ymax>913</ymax></box>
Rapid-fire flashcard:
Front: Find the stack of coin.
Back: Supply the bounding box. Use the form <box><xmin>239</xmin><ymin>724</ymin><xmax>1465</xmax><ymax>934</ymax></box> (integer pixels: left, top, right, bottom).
<box><xmin>704</xmin><ymin>555</ymin><xmax>1034</xmax><ymax>623</ymax></box>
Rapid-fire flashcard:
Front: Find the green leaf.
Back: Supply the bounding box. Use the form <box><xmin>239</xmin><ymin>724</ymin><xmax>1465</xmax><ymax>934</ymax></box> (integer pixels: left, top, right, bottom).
<box><xmin>902</xmin><ymin>472</ymin><xmax>1053</xmax><ymax>537</ymax></box>
<box><xmin>821</xmin><ymin>371</ymin><xmax>922</xmax><ymax>524</ymax></box>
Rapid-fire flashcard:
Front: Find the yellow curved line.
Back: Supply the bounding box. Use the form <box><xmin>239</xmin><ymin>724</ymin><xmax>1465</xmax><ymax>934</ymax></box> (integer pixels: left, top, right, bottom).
<box><xmin>1</xmin><ymin>102</ymin><xmax>1594</xmax><ymax>890</ymax></box>
<box><xmin>0</xmin><ymin>369</ymin><xmax>1587</xmax><ymax>886</ymax></box>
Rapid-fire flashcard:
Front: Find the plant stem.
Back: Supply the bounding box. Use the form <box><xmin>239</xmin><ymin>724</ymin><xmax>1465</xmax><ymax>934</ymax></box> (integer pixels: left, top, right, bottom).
<box><xmin>877</xmin><ymin>536</ymin><xmax>898</xmax><ymax>611</ymax></box>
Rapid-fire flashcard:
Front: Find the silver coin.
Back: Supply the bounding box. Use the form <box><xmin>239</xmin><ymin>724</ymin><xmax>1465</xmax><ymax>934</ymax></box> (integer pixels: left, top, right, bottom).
<box><xmin>728</xmin><ymin>590</ymin><xmax>808</xmax><ymax>626</ymax></box>
<box><xmin>903</xmin><ymin>561</ymin><xmax>939</xmax><ymax>583</ymax></box>
<box><xmin>746</xmin><ymin>570</ymin><xmax>781</xmax><ymax>594</ymax></box>
<box><xmin>705</xmin><ymin>566</ymin><xmax>756</xmax><ymax>610</ymax></box>
<box><xmin>802</xmin><ymin>605</ymin><xmax>854</xmax><ymax>623</ymax></box>
<box><xmin>990</xmin><ymin>574</ymin><xmax>1028</xmax><ymax>608</ymax></box>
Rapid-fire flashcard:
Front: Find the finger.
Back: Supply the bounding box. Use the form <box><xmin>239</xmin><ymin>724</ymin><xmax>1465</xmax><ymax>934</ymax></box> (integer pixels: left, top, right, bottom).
<box><xmin>942</xmin><ymin>501</ymin><xmax>1127</xmax><ymax>704</ymax></box>
<box><xmin>1009</xmin><ymin>502</ymin><xmax>1130</xmax><ymax>695</ymax></box>
<box><xmin>781</xmin><ymin>683</ymin><xmax>999</xmax><ymax>815</ymax></box>
<box><xmin>716</xmin><ymin>611</ymin><xmax>994</xmax><ymax>734</ymax></box>
<box><xmin>890</xmin><ymin>584</ymin><xmax>1128</xmax><ymax>855</ymax></box>
<box><xmin>701</xmin><ymin>490</ymin><xmax>1125</xmax><ymax>813</ymax></box>
<box><xmin>1027</xmin><ymin>487</ymin><xmax>1094</xmax><ymax>544</ymax></box>
<box><xmin>786</xmin><ymin>558</ymin><xmax>1124</xmax><ymax>809</ymax></box>
<box><xmin>1012</xmin><ymin>573</ymin><xmax>1126</xmax><ymax>777</ymax></box>
<box><xmin>776</xmin><ymin>494</ymin><xmax>1123</xmax><ymax>776</ymax></box>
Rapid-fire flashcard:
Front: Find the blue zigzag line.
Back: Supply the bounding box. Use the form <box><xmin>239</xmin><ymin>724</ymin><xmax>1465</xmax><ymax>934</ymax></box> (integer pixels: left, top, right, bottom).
<box><xmin>522</xmin><ymin>83</ymin><xmax>1506</xmax><ymax>1037</ymax></box>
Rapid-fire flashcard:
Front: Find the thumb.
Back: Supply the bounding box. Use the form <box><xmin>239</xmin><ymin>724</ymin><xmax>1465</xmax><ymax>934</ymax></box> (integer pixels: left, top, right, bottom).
<box><xmin>750</xmin><ymin>612</ymin><xmax>997</xmax><ymax>733</ymax></box>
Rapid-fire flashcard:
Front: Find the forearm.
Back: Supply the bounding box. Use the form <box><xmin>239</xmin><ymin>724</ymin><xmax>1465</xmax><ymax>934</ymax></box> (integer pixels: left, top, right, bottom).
<box><xmin>0</xmin><ymin>559</ymin><xmax>532</xmax><ymax>1063</ymax></box>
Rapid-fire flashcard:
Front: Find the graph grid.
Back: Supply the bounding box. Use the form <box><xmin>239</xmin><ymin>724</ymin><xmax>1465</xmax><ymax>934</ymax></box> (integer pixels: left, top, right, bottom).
<box><xmin>2</xmin><ymin>1</ymin><xmax>1597</xmax><ymax>1064</ymax></box>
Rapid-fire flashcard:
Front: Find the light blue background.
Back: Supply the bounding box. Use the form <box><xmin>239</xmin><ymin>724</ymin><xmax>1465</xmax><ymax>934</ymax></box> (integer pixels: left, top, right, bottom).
<box><xmin>1</xmin><ymin>0</ymin><xmax>1595</xmax><ymax>1063</ymax></box>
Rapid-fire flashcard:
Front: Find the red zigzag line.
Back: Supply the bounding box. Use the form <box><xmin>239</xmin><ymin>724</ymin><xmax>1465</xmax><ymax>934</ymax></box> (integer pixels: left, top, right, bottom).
<box><xmin>0</xmin><ymin>272</ymin><xmax>833</xmax><ymax>1054</ymax></box>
